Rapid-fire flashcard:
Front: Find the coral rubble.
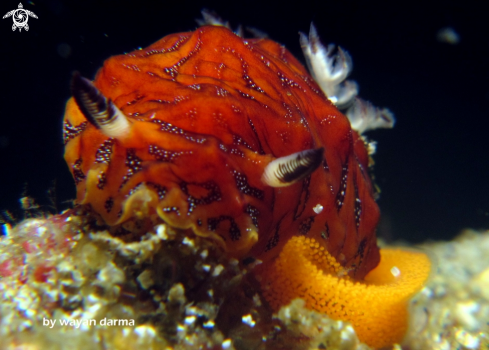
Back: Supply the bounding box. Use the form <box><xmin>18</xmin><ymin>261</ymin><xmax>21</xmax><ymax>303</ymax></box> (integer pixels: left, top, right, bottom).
<box><xmin>0</xmin><ymin>209</ymin><xmax>361</xmax><ymax>350</ymax></box>
<box><xmin>1</xmin><ymin>209</ymin><xmax>488</xmax><ymax>350</ymax></box>
<box><xmin>403</xmin><ymin>230</ymin><xmax>489</xmax><ymax>349</ymax></box>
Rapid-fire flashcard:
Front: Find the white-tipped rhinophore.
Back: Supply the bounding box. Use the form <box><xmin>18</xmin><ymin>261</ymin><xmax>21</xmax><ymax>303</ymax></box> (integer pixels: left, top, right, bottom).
<box><xmin>262</xmin><ymin>148</ymin><xmax>324</xmax><ymax>187</ymax></box>
<box><xmin>300</xmin><ymin>23</ymin><xmax>358</xmax><ymax>107</ymax></box>
<box><xmin>346</xmin><ymin>98</ymin><xmax>395</xmax><ymax>135</ymax></box>
<box><xmin>71</xmin><ymin>72</ymin><xmax>131</xmax><ymax>138</ymax></box>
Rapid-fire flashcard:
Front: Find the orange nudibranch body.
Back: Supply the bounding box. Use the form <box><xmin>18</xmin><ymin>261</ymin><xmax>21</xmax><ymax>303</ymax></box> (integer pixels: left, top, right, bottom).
<box><xmin>63</xmin><ymin>24</ymin><xmax>431</xmax><ymax>348</ymax></box>
<box><xmin>64</xmin><ymin>25</ymin><xmax>380</xmax><ymax>279</ymax></box>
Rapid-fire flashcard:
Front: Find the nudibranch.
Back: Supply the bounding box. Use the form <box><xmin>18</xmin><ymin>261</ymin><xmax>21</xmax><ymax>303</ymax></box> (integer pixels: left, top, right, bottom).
<box><xmin>63</xmin><ymin>17</ymin><xmax>429</xmax><ymax>348</ymax></box>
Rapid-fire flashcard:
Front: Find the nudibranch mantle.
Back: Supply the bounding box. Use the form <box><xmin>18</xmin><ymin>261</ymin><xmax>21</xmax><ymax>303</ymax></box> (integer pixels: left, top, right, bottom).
<box><xmin>62</xmin><ymin>22</ymin><xmax>432</xmax><ymax>348</ymax></box>
<box><xmin>64</xmin><ymin>25</ymin><xmax>381</xmax><ymax>278</ymax></box>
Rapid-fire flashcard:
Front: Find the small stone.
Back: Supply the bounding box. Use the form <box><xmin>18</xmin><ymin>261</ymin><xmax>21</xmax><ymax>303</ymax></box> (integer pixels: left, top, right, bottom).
<box><xmin>222</xmin><ymin>339</ymin><xmax>232</xmax><ymax>349</ymax></box>
<box><xmin>184</xmin><ymin>315</ymin><xmax>197</xmax><ymax>325</ymax></box>
<box><xmin>455</xmin><ymin>329</ymin><xmax>480</xmax><ymax>349</ymax></box>
<box><xmin>137</xmin><ymin>269</ymin><xmax>154</xmax><ymax>290</ymax></box>
<box><xmin>212</xmin><ymin>264</ymin><xmax>224</xmax><ymax>277</ymax></box>
<box><xmin>168</xmin><ymin>283</ymin><xmax>186</xmax><ymax>304</ymax></box>
<box><xmin>454</xmin><ymin>301</ymin><xmax>480</xmax><ymax>331</ymax></box>
<box><xmin>242</xmin><ymin>314</ymin><xmax>255</xmax><ymax>327</ymax></box>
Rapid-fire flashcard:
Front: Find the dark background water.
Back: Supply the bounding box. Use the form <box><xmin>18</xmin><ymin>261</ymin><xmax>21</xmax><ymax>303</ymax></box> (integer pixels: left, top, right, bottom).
<box><xmin>1</xmin><ymin>0</ymin><xmax>488</xmax><ymax>243</ymax></box>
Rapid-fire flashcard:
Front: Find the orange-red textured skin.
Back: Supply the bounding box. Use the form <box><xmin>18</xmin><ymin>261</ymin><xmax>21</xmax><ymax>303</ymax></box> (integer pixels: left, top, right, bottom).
<box><xmin>63</xmin><ymin>26</ymin><xmax>380</xmax><ymax>278</ymax></box>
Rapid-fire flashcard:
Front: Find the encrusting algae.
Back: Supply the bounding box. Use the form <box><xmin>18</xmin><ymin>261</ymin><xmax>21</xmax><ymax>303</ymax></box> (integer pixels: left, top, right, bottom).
<box><xmin>259</xmin><ymin>236</ymin><xmax>431</xmax><ymax>348</ymax></box>
<box><xmin>0</xmin><ymin>209</ymin><xmax>373</xmax><ymax>350</ymax></box>
<box><xmin>3</xmin><ymin>211</ymin><xmax>489</xmax><ymax>350</ymax></box>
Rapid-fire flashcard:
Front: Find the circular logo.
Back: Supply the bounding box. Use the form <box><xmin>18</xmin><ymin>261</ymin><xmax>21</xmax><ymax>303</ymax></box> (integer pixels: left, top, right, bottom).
<box><xmin>12</xmin><ymin>9</ymin><xmax>28</xmax><ymax>27</ymax></box>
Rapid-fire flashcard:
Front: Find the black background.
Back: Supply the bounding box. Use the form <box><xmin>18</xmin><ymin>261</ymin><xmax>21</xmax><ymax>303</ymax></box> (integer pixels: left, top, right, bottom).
<box><xmin>1</xmin><ymin>0</ymin><xmax>488</xmax><ymax>243</ymax></box>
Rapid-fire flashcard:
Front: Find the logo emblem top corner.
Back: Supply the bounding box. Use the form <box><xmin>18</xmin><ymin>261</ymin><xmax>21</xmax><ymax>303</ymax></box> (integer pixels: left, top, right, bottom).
<box><xmin>3</xmin><ymin>2</ymin><xmax>38</xmax><ymax>32</ymax></box>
